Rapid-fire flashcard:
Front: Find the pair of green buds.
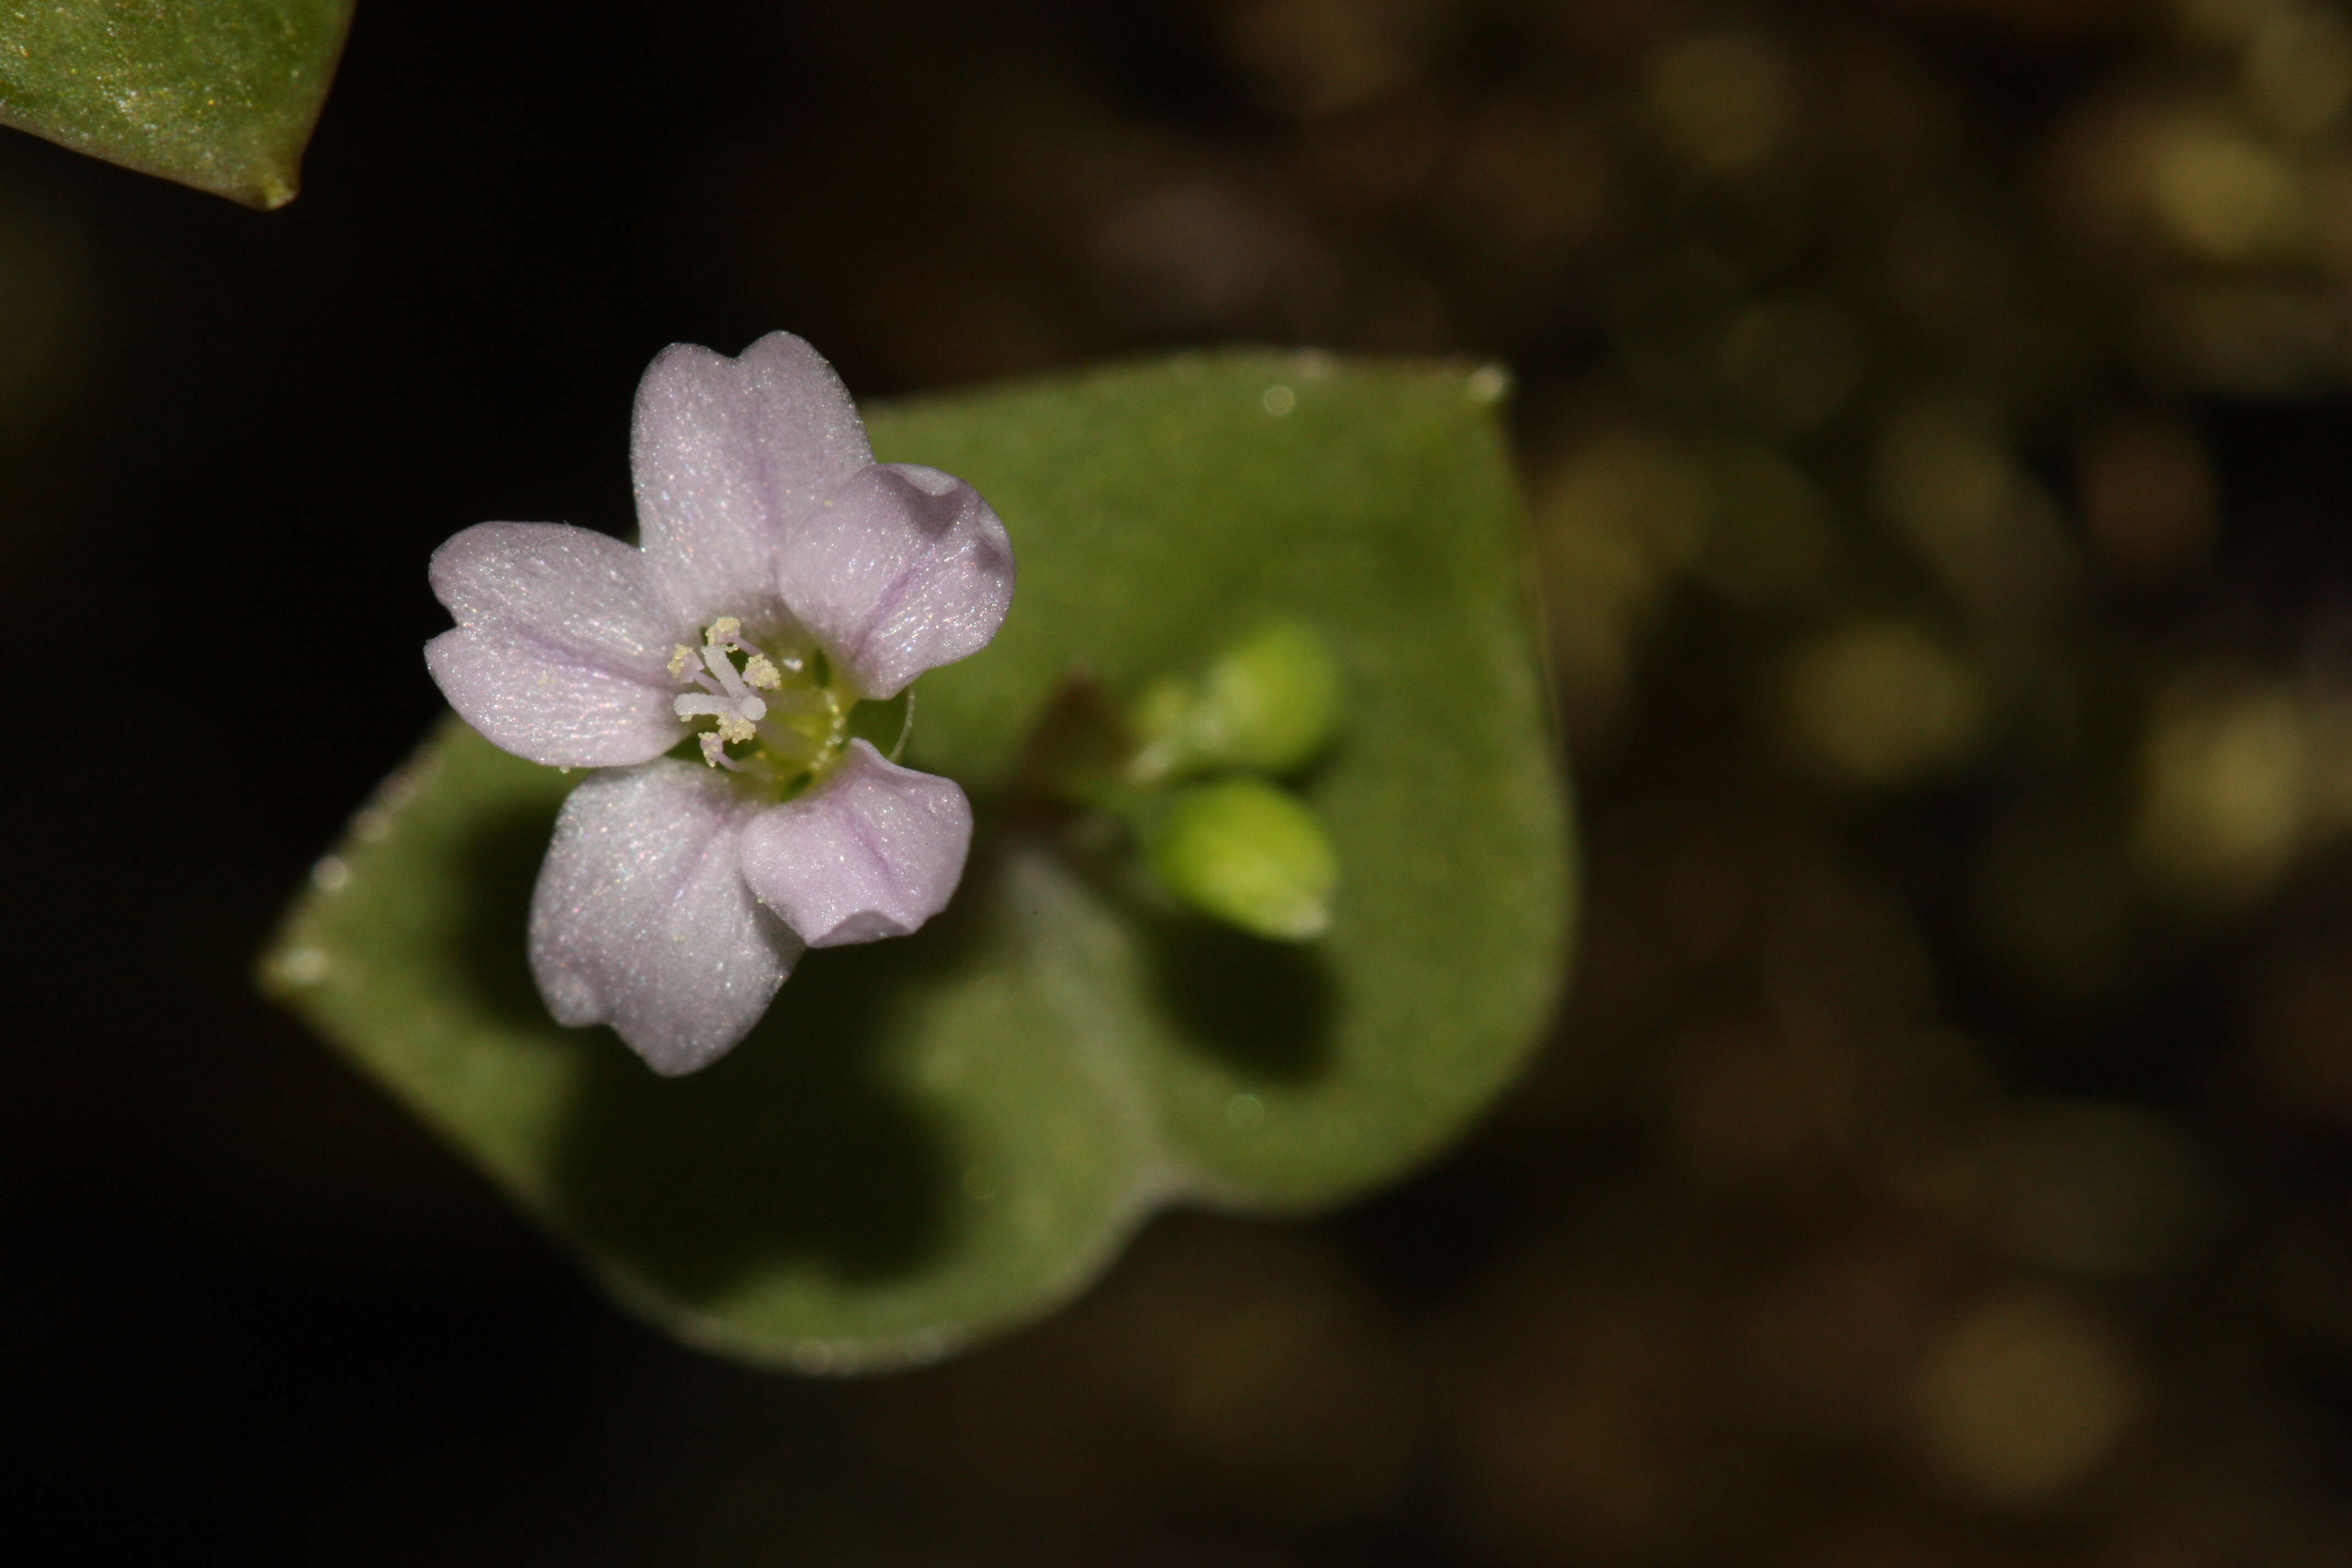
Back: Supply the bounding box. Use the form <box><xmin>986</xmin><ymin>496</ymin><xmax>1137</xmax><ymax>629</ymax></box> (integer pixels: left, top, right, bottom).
<box><xmin>1068</xmin><ymin>620</ymin><xmax>1344</xmax><ymax>941</ymax></box>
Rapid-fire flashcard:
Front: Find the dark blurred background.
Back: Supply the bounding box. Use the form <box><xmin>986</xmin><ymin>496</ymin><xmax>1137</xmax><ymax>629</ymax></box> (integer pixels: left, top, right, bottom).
<box><xmin>5</xmin><ymin>0</ymin><xmax>2352</xmax><ymax>1561</ymax></box>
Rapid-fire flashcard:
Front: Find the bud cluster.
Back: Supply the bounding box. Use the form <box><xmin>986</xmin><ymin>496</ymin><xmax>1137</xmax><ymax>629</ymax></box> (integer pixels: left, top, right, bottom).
<box><xmin>1118</xmin><ymin>619</ymin><xmax>1346</xmax><ymax>941</ymax></box>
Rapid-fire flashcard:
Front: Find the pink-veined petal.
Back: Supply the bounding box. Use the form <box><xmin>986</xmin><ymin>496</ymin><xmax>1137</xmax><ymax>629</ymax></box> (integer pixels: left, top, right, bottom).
<box><xmin>777</xmin><ymin>462</ymin><xmax>1015</xmax><ymax>699</ymax></box>
<box><xmin>425</xmin><ymin>521</ymin><xmax>682</xmax><ymax>767</ymax></box>
<box><xmin>631</xmin><ymin>332</ymin><xmax>873</xmax><ymax>630</ymax></box>
<box><xmin>529</xmin><ymin>760</ymin><xmax>805</xmax><ymax>1075</ymax></box>
<box><xmin>738</xmin><ymin>740</ymin><xmax>974</xmax><ymax>948</ymax></box>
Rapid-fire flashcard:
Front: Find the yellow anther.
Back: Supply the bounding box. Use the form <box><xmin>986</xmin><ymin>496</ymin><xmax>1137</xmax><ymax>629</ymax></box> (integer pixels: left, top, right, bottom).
<box><xmin>705</xmin><ymin>616</ymin><xmax>742</xmax><ymax>646</ymax></box>
<box><xmin>715</xmin><ymin>712</ymin><xmax>756</xmax><ymax>744</ymax></box>
<box><xmin>667</xmin><ymin>645</ymin><xmax>697</xmax><ymax>678</ymax></box>
<box><xmin>742</xmin><ymin>652</ymin><xmax>782</xmax><ymax>689</ymax></box>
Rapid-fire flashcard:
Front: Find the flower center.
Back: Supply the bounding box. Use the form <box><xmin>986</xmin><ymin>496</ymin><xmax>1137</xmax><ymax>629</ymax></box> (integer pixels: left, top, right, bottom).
<box><xmin>669</xmin><ymin>616</ymin><xmax>856</xmax><ymax>788</ymax></box>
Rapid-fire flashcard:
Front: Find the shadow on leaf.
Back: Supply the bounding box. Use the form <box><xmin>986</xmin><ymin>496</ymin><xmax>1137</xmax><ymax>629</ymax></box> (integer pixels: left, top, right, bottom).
<box><xmin>1006</xmin><ymin>677</ymin><xmax>1344</xmax><ymax>1089</ymax></box>
<box><xmin>547</xmin><ymin>948</ymin><xmax>955</xmax><ymax>1304</ymax></box>
<box><xmin>456</xmin><ymin>797</ymin><xmax>567</xmax><ymax>1030</ymax></box>
<box><xmin>1141</xmin><ymin>913</ymin><xmax>1338</xmax><ymax>1085</ymax></box>
<box><xmin>458</xmin><ymin>803</ymin><xmax>993</xmax><ymax>1309</ymax></box>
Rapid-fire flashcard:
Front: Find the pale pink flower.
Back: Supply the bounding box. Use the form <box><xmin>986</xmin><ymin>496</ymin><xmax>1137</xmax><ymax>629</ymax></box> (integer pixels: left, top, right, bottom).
<box><xmin>424</xmin><ymin>333</ymin><xmax>1014</xmax><ymax>1074</ymax></box>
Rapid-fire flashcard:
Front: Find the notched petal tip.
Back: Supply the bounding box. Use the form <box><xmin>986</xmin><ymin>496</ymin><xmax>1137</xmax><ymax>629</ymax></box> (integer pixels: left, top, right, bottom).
<box><xmin>633</xmin><ymin>331</ymin><xmax>876</xmax><ymax>630</ymax></box>
<box><xmin>777</xmin><ymin>462</ymin><xmax>1017</xmax><ymax>701</ymax></box>
<box><xmin>738</xmin><ymin>740</ymin><xmax>976</xmax><ymax>949</ymax></box>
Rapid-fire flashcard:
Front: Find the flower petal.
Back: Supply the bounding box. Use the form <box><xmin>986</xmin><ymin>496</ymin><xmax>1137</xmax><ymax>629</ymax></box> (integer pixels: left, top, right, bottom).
<box><xmin>738</xmin><ymin>740</ymin><xmax>975</xmax><ymax>948</ymax></box>
<box><xmin>631</xmin><ymin>332</ymin><xmax>874</xmax><ymax>630</ymax></box>
<box><xmin>530</xmin><ymin>760</ymin><xmax>805</xmax><ymax>1075</ymax></box>
<box><xmin>425</xmin><ymin>521</ymin><xmax>682</xmax><ymax>767</ymax></box>
<box><xmin>777</xmin><ymin>462</ymin><xmax>1016</xmax><ymax>699</ymax></box>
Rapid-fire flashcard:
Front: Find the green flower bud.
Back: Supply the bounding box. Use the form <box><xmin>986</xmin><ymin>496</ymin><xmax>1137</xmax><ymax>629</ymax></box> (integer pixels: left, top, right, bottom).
<box><xmin>1144</xmin><ymin>778</ymin><xmax>1337</xmax><ymax>941</ymax></box>
<box><xmin>1130</xmin><ymin>618</ymin><xmax>1343</xmax><ymax>783</ymax></box>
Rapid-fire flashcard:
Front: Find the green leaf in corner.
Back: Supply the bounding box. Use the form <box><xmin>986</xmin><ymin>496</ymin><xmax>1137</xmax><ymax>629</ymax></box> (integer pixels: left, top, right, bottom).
<box><xmin>0</xmin><ymin>1</ymin><xmax>353</xmax><ymax>209</ymax></box>
<box><xmin>263</xmin><ymin>353</ymin><xmax>1575</xmax><ymax>1370</ymax></box>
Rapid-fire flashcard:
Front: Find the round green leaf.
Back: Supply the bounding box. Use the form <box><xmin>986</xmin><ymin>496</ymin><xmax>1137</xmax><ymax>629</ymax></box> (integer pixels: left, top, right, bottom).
<box><xmin>264</xmin><ymin>352</ymin><xmax>1575</xmax><ymax>1368</ymax></box>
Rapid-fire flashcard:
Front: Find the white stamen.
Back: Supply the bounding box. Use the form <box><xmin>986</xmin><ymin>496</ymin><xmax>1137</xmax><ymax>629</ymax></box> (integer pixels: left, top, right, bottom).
<box><xmin>700</xmin><ymin>645</ymin><xmax>766</xmax><ymax>721</ymax></box>
<box><xmin>698</xmin><ymin>733</ymin><xmax>753</xmax><ymax>771</ymax></box>
<box><xmin>673</xmin><ymin>614</ymin><xmax>820</xmax><ymax>764</ymax></box>
<box><xmin>669</xmin><ymin>696</ymin><xmax>759</xmax><ymax>745</ymax></box>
